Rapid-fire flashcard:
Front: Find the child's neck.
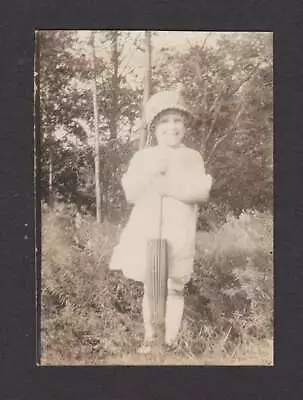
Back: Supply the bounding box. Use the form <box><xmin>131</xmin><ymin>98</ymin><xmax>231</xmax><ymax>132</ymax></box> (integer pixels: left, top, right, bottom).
<box><xmin>157</xmin><ymin>143</ymin><xmax>184</xmax><ymax>150</ymax></box>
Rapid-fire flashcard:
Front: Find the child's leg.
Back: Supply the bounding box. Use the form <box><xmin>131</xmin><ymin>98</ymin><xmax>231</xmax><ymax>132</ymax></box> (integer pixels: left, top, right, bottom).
<box><xmin>165</xmin><ymin>278</ymin><xmax>185</xmax><ymax>345</ymax></box>
<box><xmin>142</xmin><ymin>284</ymin><xmax>154</xmax><ymax>341</ymax></box>
<box><xmin>142</xmin><ymin>278</ymin><xmax>185</xmax><ymax>346</ymax></box>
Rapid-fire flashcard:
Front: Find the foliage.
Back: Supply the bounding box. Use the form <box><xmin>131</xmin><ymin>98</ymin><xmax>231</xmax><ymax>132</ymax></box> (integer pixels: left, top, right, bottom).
<box><xmin>39</xmin><ymin>31</ymin><xmax>77</xmax><ymax>137</ymax></box>
<box><xmin>41</xmin><ymin>204</ymin><xmax>273</xmax><ymax>365</ymax></box>
<box><xmin>38</xmin><ymin>31</ymin><xmax>273</xmax><ymax>221</ymax></box>
<box><xmin>189</xmin><ymin>210</ymin><xmax>273</xmax><ymax>347</ymax></box>
<box><xmin>39</xmin><ymin>31</ymin><xmax>273</xmax><ymax>366</ymax></box>
<box><xmin>153</xmin><ymin>32</ymin><xmax>273</xmax><ymax>213</ymax></box>
<box><xmin>39</xmin><ymin>30</ymin><xmax>142</xmax><ymax>218</ymax></box>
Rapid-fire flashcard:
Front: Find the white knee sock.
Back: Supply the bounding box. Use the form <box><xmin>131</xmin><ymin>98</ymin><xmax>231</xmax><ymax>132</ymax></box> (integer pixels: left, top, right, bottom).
<box><xmin>165</xmin><ymin>291</ymin><xmax>184</xmax><ymax>345</ymax></box>
<box><xmin>142</xmin><ymin>287</ymin><xmax>154</xmax><ymax>341</ymax></box>
<box><xmin>142</xmin><ymin>285</ymin><xmax>185</xmax><ymax>344</ymax></box>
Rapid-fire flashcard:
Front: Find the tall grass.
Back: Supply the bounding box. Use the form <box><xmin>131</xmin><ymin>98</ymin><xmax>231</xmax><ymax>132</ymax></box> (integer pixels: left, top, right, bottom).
<box><xmin>40</xmin><ymin>203</ymin><xmax>273</xmax><ymax>365</ymax></box>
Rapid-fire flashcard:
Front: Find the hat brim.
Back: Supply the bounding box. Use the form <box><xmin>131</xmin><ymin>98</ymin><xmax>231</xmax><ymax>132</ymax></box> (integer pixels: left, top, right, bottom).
<box><xmin>148</xmin><ymin>108</ymin><xmax>194</xmax><ymax>131</ymax></box>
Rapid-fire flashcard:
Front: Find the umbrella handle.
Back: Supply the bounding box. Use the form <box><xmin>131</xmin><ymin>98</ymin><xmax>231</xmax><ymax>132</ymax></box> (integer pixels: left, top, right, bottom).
<box><xmin>158</xmin><ymin>194</ymin><xmax>163</xmax><ymax>240</ymax></box>
<box><xmin>158</xmin><ymin>170</ymin><xmax>166</xmax><ymax>240</ymax></box>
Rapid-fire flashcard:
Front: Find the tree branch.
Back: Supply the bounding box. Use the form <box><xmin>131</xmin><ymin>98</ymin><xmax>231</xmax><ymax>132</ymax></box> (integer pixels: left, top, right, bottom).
<box><xmin>203</xmin><ymin>62</ymin><xmax>261</xmax><ymax>162</ymax></box>
<box><xmin>201</xmin><ymin>32</ymin><xmax>212</xmax><ymax>52</ymax></box>
<box><xmin>228</xmin><ymin>62</ymin><xmax>261</xmax><ymax>97</ymax></box>
<box><xmin>203</xmin><ymin>84</ymin><xmax>228</xmax><ymax>147</ymax></box>
<box><xmin>205</xmin><ymin>95</ymin><xmax>246</xmax><ymax>166</ymax></box>
<box><xmin>119</xmin><ymin>32</ymin><xmax>142</xmax><ymax>78</ymax></box>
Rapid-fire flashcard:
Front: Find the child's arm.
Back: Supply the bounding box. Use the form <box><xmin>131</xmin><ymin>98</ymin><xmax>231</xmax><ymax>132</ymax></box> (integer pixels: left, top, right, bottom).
<box><xmin>162</xmin><ymin>150</ymin><xmax>212</xmax><ymax>204</ymax></box>
<box><xmin>121</xmin><ymin>151</ymin><xmax>153</xmax><ymax>204</ymax></box>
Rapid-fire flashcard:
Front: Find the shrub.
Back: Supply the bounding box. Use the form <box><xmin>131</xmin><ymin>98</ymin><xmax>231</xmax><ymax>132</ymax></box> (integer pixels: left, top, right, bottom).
<box><xmin>189</xmin><ymin>210</ymin><xmax>273</xmax><ymax>349</ymax></box>
<box><xmin>197</xmin><ymin>201</ymin><xmax>234</xmax><ymax>231</ymax></box>
<box><xmin>41</xmin><ymin>202</ymin><xmax>144</xmax><ymax>364</ymax></box>
<box><xmin>41</xmin><ymin>202</ymin><xmax>273</xmax><ymax>365</ymax></box>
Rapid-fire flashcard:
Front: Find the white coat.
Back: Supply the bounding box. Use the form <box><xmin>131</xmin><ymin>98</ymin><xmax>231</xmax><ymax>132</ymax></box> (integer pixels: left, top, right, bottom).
<box><xmin>109</xmin><ymin>144</ymin><xmax>212</xmax><ymax>283</ymax></box>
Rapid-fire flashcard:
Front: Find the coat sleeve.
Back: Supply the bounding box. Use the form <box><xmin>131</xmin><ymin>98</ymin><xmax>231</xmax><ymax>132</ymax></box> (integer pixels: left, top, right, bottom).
<box><xmin>121</xmin><ymin>151</ymin><xmax>151</xmax><ymax>204</ymax></box>
<box><xmin>165</xmin><ymin>150</ymin><xmax>213</xmax><ymax>204</ymax></box>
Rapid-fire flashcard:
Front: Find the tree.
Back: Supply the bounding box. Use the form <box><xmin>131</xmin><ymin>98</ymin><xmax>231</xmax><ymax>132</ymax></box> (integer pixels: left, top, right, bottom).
<box><xmin>39</xmin><ymin>31</ymin><xmax>272</xmax><ymax>222</ymax></box>
<box><xmin>139</xmin><ymin>31</ymin><xmax>152</xmax><ymax>149</ymax></box>
<box><xmin>155</xmin><ymin>32</ymin><xmax>273</xmax><ymax>214</ymax></box>
<box><xmin>39</xmin><ymin>30</ymin><xmax>77</xmax><ymax>207</ymax></box>
<box><xmin>91</xmin><ymin>31</ymin><xmax>102</xmax><ymax>222</ymax></box>
<box><xmin>39</xmin><ymin>30</ymin><xmax>143</xmax><ymax>219</ymax></box>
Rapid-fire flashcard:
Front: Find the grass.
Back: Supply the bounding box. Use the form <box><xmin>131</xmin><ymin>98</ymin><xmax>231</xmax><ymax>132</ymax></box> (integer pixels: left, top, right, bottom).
<box><xmin>41</xmin><ymin>338</ymin><xmax>273</xmax><ymax>366</ymax></box>
<box><xmin>101</xmin><ymin>338</ymin><xmax>273</xmax><ymax>366</ymax></box>
<box><xmin>40</xmin><ymin>202</ymin><xmax>273</xmax><ymax>366</ymax></box>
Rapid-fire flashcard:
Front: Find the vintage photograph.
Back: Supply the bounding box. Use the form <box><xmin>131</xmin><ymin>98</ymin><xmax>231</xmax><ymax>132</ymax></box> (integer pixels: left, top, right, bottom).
<box><xmin>37</xmin><ymin>30</ymin><xmax>273</xmax><ymax>365</ymax></box>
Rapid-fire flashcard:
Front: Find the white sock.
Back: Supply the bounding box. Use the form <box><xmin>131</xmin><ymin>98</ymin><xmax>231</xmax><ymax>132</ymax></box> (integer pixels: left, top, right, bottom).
<box><xmin>165</xmin><ymin>291</ymin><xmax>184</xmax><ymax>345</ymax></box>
<box><xmin>142</xmin><ymin>287</ymin><xmax>154</xmax><ymax>341</ymax></box>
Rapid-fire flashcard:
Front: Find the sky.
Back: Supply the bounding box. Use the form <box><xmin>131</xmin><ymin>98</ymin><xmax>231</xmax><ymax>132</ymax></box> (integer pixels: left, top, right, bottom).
<box><xmin>75</xmin><ymin>30</ymin><xmax>225</xmax><ymax>88</ymax></box>
<box><xmin>73</xmin><ymin>30</ymin><xmax>272</xmax><ymax>90</ymax></box>
<box><xmin>55</xmin><ymin>31</ymin><xmax>224</xmax><ymax>145</ymax></box>
<box><xmin>76</xmin><ymin>30</ymin><xmax>221</xmax><ymax>49</ymax></box>
<box><xmin>54</xmin><ymin>30</ymin><xmax>271</xmax><ymax>145</ymax></box>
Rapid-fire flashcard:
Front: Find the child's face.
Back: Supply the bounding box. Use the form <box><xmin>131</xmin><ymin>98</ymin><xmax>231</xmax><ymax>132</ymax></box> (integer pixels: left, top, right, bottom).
<box><xmin>153</xmin><ymin>110</ymin><xmax>186</xmax><ymax>148</ymax></box>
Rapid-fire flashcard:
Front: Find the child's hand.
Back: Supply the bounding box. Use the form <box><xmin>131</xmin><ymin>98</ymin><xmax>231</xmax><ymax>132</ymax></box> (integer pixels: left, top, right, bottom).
<box><xmin>150</xmin><ymin>175</ymin><xmax>168</xmax><ymax>197</ymax></box>
<box><xmin>149</xmin><ymin>155</ymin><xmax>169</xmax><ymax>176</ymax></box>
<box><xmin>157</xmin><ymin>157</ymin><xmax>168</xmax><ymax>175</ymax></box>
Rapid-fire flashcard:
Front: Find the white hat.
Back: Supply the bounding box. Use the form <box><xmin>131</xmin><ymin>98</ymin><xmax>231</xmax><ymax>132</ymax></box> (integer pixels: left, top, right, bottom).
<box><xmin>144</xmin><ymin>89</ymin><xmax>192</xmax><ymax>130</ymax></box>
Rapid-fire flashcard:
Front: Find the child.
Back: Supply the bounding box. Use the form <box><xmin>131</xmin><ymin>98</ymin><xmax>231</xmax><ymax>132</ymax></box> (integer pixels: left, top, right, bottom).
<box><xmin>109</xmin><ymin>89</ymin><xmax>213</xmax><ymax>354</ymax></box>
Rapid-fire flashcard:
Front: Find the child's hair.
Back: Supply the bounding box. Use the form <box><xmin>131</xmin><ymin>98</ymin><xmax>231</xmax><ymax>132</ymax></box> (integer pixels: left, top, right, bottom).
<box><xmin>149</xmin><ymin>108</ymin><xmax>190</xmax><ymax>133</ymax></box>
<box><xmin>145</xmin><ymin>90</ymin><xmax>193</xmax><ymax>130</ymax></box>
<box><xmin>147</xmin><ymin>109</ymin><xmax>190</xmax><ymax>147</ymax></box>
<box><xmin>145</xmin><ymin>89</ymin><xmax>194</xmax><ymax>146</ymax></box>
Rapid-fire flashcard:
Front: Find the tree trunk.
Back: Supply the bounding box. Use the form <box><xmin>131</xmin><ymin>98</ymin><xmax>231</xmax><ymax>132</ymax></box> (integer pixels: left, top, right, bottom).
<box><xmin>104</xmin><ymin>188</ymin><xmax>109</xmax><ymax>221</ymax></box>
<box><xmin>139</xmin><ymin>31</ymin><xmax>152</xmax><ymax>150</ymax></box>
<box><xmin>111</xmin><ymin>31</ymin><xmax>119</xmax><ymax>140</ymax></box>
<box><xmin>91</xmin><ymin>31</ymin><xmax>102</xmax><ymax>223</ymax></box>
<box><xmin>99</xmin><ymin>31</ymin><xmax>120</xmax><ymax>221</ymax></box>
<box><xmin>48</xmin><ymin>148</ymin><xmax>55</xmax><ymax>209</ymax></box>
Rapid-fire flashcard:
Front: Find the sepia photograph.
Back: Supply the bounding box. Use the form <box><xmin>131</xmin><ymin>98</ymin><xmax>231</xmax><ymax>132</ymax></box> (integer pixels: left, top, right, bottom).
<box><xmin>37</xmin><ymin>30</ymin><xmax>273</xmax><ymax>366</ymax></box>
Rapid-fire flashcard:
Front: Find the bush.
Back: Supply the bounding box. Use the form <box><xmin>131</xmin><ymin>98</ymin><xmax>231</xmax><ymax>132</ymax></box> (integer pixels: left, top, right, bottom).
<box><xmin>188</xmin><ymin>210</ymin><xmax>273</xmax><ymax>348</ymax></box>
<box><xmin>197</xmin><ymin>201</ymin><xmax>234</xmax><ymax>231</ymax></box>
<box><xmin>41</xmin><ymin>202</ymin><xmax>273</xmax><ymax>365</ymax></box>
<box><xmin>41</xmin><ymin>202</ymin><xmax>144</xmax><ymax>364</ymax></box>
